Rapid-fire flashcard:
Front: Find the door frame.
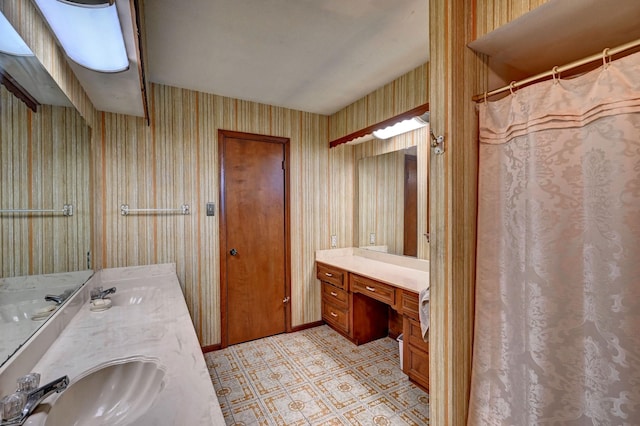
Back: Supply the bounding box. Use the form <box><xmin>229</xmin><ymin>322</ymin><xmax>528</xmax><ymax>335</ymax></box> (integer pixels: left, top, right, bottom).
<box><xmin>218</xmin><ymin>129</ymin><xmax>291</xmax><ymax>348</ymax></box>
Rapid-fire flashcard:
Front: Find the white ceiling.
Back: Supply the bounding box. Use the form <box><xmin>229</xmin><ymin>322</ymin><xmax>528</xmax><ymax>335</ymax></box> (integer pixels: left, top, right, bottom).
<box><xmin>144</xmin><ymin>0</ymin><xmax>429</xmax><ymax>116</ymax></box>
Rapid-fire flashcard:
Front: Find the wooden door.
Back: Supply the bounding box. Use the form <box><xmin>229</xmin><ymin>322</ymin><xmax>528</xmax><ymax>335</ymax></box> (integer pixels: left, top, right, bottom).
<box><xmin>219</xmin><ymin>130</ymin><xmax>290</xmax><ymax>346</ymax></box>
<box><xmin>403</xmin><ymin>154</ymin><xmax>418</xmax><ymax>256</ymax></box>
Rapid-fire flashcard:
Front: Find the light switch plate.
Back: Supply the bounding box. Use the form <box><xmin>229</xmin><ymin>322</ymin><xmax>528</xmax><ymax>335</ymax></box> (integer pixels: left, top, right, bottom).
<box><xmin>330</xmin><ymin>235</ymin><xmax>337</xmax><ymax>248</ymax></box>
<box><xmin>206</xmin><ymin>202</ymin><xmax>215</xmax><ymax>216</ymax></box>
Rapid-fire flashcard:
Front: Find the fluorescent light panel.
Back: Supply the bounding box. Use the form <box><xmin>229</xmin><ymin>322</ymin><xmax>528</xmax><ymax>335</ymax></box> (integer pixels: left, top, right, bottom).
<box><xmin>373</xmin><ymin>117</ymin><xmax>427</xmax><ymax>140</ymax></box>
<box><xmin>0</xmin><ymin>12</ymin><xmax>34</xmax><ymax>56</ymax></box>
<box><xmin>33</xmin><ymin>0</ymin><xmax>128</xmax><ymax>73</ymax></box>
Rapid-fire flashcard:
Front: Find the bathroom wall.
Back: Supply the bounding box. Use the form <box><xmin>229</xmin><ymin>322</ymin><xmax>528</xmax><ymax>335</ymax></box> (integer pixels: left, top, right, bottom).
<box><xmin>91</xmin><ymin>83</ymin><xmax>329</xmax><ymax>347</ymax></box>
<box><xmin>0</xmin><ymin>86</ymin><xmax>92</xmax><ymax>277</ymax></box>
<box><xmin>329</xmin><ymin>63</ymin><xmax>429</xmax><ymax>141</ymax></box>
<box><xmin>428</xmin><ymin>0</ymin><xmax>549</xmax><ymax>424</ymax></box>
<box><xmin>327</xmin><ymin>64</ymin><xmax>429</xmax><ymax>254</ymax></box>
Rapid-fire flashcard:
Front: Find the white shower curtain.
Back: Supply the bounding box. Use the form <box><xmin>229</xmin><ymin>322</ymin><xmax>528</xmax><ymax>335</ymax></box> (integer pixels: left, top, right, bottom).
<box><xmin>468</xmin><ymin>51</ymin><xmax>640</xmax><ymax>425</ymax></box>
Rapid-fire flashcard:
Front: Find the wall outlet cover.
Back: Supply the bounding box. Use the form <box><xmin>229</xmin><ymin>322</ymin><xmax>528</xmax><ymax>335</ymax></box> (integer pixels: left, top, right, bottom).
<box><xmin>330</xmin><ymin>235</ymin><xmax>337</xmax><ymax>248</ymax></box>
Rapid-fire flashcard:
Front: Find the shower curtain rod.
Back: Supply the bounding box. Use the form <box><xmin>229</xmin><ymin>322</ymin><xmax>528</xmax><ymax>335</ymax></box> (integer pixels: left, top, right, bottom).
<box><xmin>472</xmin><ymin>37</ymin><xmax>640</xmax><ymax>102</ymax></box>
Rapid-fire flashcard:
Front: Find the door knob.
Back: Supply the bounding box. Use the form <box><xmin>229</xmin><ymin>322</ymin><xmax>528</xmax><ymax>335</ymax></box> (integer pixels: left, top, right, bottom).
<box><xmin>229</xmin><ymin>248</ymin><xmax>238</xmax><ymax>256</ymax></box>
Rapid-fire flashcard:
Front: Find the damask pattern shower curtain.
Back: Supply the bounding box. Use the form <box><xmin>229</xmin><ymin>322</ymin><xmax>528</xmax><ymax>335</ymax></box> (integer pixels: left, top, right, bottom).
<box><xmin>468</xmin><ymin>51</ymin><xmax>640</xmax><ymax>425</ymax></box>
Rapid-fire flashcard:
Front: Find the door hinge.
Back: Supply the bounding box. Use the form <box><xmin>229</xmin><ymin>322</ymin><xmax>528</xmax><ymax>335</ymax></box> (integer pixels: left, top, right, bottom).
<box><xmin>430</xmin><ymin>129</ymin><xmax>445</xmax><ymax>155</ymax></box>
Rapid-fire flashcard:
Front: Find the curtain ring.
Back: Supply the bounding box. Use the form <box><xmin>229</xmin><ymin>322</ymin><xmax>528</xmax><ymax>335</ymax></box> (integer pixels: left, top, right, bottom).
<box><xmin>551</xmin><ymin>66</ymin><xmax>559</xmax><ymax>84</ymax></box>
<box><xmin>602</xmin><ymin>48</ymin><xmax>610</xmax><ymax>68</ymax></box>
<box><xmin>509</xmin><ymin>81</ymin><xmax>516</xmax><ymax>95</ymax></box>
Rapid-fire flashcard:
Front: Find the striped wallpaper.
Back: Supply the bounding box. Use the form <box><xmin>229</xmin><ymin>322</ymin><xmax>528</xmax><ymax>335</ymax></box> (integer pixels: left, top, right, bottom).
<box><xmin>92</xmin><ymin>65</ymin><xmax>430</xmax><ymax>347</ymax></box>
<box><xmin>329</xmin><ymin>63</ymin><xmax>429</xmax><ymax>141</ymax></box>
<box><xmin>0</xmin><ymin>86</ymin><xmax>91</xmax><ymax>277</ymax></box>
<box><xmin>475</xmin><ymin>0</ymin><xmax>549</xmax><ymax>38</ymax></box>
<box><xmin>91</xmin><ymin>83</ymin><xmax>329</xmax><ymax>347</ymax></box>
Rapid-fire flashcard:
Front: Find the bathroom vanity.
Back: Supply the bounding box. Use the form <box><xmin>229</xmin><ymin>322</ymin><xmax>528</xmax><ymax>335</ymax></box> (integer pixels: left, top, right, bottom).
<box><xmin>0</xmin><ymin>264</ymin><xmax>223</xmax><ymax>425</ymax></box>
<box><xmin>316</xmin><ymin>248</ymin><xmax>429</xmax><ymax>390</ymax></box>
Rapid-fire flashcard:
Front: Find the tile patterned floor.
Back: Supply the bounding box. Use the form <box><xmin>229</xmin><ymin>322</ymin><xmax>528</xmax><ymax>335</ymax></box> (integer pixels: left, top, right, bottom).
<box><xmin>205</xmin><ymin>325</ymin><xmax>429</xmax><ymax>425</ymax></box>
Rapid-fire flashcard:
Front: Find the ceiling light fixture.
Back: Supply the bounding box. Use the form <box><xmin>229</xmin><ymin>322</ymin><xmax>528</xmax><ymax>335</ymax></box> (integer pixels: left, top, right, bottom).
<box><xmin>33</xmin><ymin>0</ymin><xmax>128</xmax><ymax>73</ymax></box>
<box><xmin>0</xmin><ymin>12</ymin><xmax>34</xmax><ymax>56</ymax></box>
<box><xmin>373</xmin><ymin>112</ymin><xmax>430</xmax><ymax>140</ymax></box>
<box><xmin>58</xmin><ymin>0</ymin><xmax>115</xmax><ymax>5</ymax></box>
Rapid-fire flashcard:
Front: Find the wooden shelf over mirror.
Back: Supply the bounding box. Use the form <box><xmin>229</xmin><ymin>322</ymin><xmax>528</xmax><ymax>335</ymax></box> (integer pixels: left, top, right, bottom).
<box><xmin>329</xmin><ymin>103</ymin><xmax>429</xmax><ymax>148</ymax></box>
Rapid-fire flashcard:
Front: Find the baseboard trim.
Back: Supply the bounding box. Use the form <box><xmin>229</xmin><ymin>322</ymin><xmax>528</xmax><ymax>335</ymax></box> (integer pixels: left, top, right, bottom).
<box><xmin>388</xmin><ymin>330</ymin><xmax>401</xmax><ymax>340</ymax></box>
<box><xmin>201</xmin><ymin>321</ymin><xmax>325</xmax><ymax>352</ymax></box>
<box><xmin>201</xmin><ymin>343</ymin><xmax>221</xmax><ymax>353</ymax></box>
<box><xmin>290</xmin><ymin>320</ymin><xmax>324</xmax><ymax>333</ymax></box>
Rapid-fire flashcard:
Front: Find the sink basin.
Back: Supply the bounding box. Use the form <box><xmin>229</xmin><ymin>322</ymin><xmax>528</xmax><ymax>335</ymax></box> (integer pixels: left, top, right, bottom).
<box><xmin>44</xmin><ymin>357</ymin><xmax>165</xmax><ymax>426</ymax></box>
<box><xmin>108</xmin><ymin>287</ymin><xmax>161</xmax><ymax>306</ymax></box>
<box><xmin>0</xmin><ymin>299</ymin><xmax>56</xmax><ymax>323</ymax></box>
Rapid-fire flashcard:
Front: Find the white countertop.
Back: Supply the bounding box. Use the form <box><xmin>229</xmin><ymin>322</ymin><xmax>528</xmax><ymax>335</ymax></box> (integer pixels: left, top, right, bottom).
<box><xmin>18</xmin><ymin>264</ymin><xmax>224</xmax><ymax>425</ymax></box>
<box><xmin>316</xmin><ymin>248</ymin><xmax>429</xmax><ymax>293</ymax></box>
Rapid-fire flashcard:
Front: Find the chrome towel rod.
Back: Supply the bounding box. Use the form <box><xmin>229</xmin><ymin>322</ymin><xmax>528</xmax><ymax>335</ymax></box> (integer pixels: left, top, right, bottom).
<box><xmin>0</xmin><ymin>204</ymin><xmax>74</xmax><ymax>216</ymax></box>
<box><xmin>120</xmin><ymin>204</ymin><xmax>190</xmax><ymax>216</ymax></box>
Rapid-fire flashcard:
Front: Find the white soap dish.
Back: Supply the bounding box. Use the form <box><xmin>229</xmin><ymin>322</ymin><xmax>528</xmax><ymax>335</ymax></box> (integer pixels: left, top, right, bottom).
<box><xmin>31</xmin><ymin>304</ymin><xmax>57</xmax><ymax>321</ymax></box>
<box><xmin>90</xmin><ymin>298</ymin><xmax>112</xmax><ymax>312</ymax></box>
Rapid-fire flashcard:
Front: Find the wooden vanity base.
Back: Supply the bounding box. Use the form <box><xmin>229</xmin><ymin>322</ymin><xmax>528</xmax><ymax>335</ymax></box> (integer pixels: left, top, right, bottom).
<box><xmin>317</xmin><ymin>261</ymin><xmax>429</xmax><ymax>391</ymax></box>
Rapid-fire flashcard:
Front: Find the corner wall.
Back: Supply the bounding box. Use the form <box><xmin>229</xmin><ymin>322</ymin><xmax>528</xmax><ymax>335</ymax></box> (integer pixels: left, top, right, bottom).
<box><xmin>91</xmin><ymin>83</ymin><xmax>329</xmax><ymax>347</ymax></box>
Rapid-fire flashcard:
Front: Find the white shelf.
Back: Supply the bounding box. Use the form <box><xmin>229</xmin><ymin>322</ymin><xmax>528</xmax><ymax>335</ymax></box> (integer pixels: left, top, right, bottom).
<box><xmin>468</xmin><ymin>0</ymin><xmax>640</xmax><ymax>83</ymax></box>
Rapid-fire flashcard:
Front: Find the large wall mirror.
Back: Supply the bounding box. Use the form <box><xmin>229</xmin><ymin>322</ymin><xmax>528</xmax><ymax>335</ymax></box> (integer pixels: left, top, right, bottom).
<box><xmin>0</xmin><ymin>14</ymin><xmax>93</xmax><ymax>367</ymax></box>
<box><xmin>355</xmin><ymin>127</ymin><xmax>429</xmax><ymax>259</ymax></box>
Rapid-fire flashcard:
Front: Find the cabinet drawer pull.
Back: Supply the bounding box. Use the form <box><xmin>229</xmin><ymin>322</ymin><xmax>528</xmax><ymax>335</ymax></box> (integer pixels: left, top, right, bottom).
<box><xmin>365</xmin><ymin>286</ymin><xmax>376</xmax><ymax>292</ymax></box>
<box><xmin>330</xmin><ymin>291</ymin><xmax>338</xmax><ymax>297</ymax></box>
<box><xmin>325</xmin><ymin>272</ymin><xmax>333</xmax><ymax>277</ymax></box>
<box><xmin>330</xmin><ymin>311</ymin><xmax>338</xmax><ymax>317</ymax></box>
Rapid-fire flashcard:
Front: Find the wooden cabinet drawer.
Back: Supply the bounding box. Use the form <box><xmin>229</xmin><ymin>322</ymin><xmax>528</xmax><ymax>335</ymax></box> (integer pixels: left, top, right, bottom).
<box><xmin>400</xmin><ymin>290</ymin><xmax>420</xmax><ymax>320</ymax></box>
<box><xmin>322</xmin><ymin>302</ymin><xmax>349</xmax><ymax>334</ymax></box>
<box><xmin>321</xmin><ymin>282</ymin><xmax>348</xmax><ymax>308</ymax></box>
<box><xmin>406</xmin><ymin>317</ymin><xmax>429</xmax><ymax>353</ymax></box>
<box><xmin>351</xmin><ymin>274</ymin><xmax>395</xmax><ymax>305</ymax></box>
<box><xmin>316</xmin><ymin>262</ymin><xmax>346</xmax><ymax>290</ymax></box>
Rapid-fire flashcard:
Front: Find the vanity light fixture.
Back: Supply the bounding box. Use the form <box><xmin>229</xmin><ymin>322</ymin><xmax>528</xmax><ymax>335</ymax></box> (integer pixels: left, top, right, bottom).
<box><xmin>0</xmin><ymin>12</ymin><xmax>34</xmax><ymax>56</ymax></box>
<box><xmin>33</xmin><ymin>0</ymin><xmax>128</xmax><ymax>73</ymax></box>
<box><xmin>373</xmin><ymin>112</ymin><xmax>429</xmax><ymax>140</ymax></box>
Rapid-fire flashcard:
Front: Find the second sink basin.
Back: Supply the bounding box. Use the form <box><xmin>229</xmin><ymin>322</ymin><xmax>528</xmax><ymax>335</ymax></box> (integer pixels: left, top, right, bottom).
<box><xmin>44</xmin><ymin>357</ymin><xmax>166</xmax><ymax>426</ymax></box>
<box><xmin>107</xmin><ymin>286</ymin><xmax>161</xmax><ymax>306</ymax></box>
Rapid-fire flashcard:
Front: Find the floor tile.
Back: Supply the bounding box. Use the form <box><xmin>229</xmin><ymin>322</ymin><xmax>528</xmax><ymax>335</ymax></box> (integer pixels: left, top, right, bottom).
<box><xmin>229</xmin><ymin>399</ymin><xmax>273</xmax><ymax>425</ymax></box>
<box><xmin>208</xmin><ymin>325</ymin><xmax>429</xmax><ymax>425</ymax></box>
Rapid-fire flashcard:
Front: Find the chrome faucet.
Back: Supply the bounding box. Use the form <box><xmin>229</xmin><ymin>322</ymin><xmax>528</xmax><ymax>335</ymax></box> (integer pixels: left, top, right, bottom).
<box><xmin>90</xmin><ymin>286</ymin><xmax>116</xmax><ymax>300</ymax></box>
<box><xmin>44</xmin><ymin>288</ymin><xmax>74</xmax><ymax>305</ymax></box>
<box><xmin>43</xmin><ymin>295</ymin><xmax>64</xmax><ymax>305</ymax></box>
<box><xmin>0</xmin><ymin>374</ymin><xmax>69</xmax><ymax>425</ymax></box>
